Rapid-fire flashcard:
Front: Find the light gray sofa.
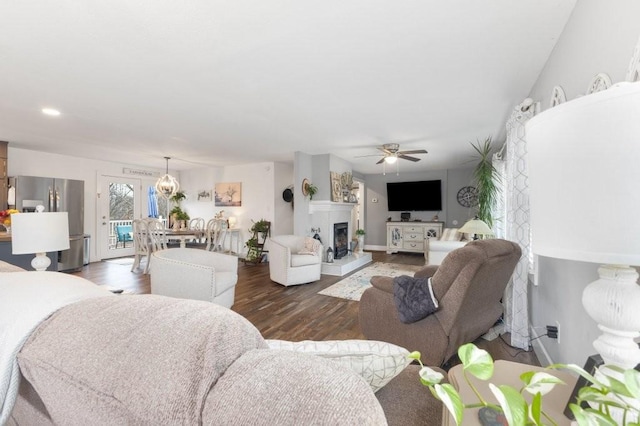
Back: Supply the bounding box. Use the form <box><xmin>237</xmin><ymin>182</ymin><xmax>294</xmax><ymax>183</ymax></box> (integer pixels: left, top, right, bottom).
<box><xmin>3</xmin><ymin>265</ymin><xmax>446</xmax><ymax>425</ymax></box>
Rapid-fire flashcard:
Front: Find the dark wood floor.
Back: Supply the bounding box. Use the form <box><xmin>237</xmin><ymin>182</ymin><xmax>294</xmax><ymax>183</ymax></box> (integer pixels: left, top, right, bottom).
<box><xmin>72</xmin><ymin>250</ymin><xmax>538</xmax><ymax>367</ymax></box>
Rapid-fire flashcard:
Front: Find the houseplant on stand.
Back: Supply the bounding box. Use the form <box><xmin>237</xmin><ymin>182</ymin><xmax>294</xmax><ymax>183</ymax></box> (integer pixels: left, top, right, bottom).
<box><xmin>355</xmin><ymin>229</ymin><xmax>366</xmax><ymax>254</ymax></box>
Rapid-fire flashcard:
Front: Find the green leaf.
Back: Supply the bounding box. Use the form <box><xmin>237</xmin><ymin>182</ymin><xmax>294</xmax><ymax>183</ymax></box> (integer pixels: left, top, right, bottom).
<box><xmin>603</xmin><ymin>374</ymin><xmax>633</xmax><ymax>398</ymax></box>
<box><xmin>489</xmin><ymin>384</ymin><xmax>527</xmax><ymax>426</ymax></box>
<box><xmin>569</xmin><ymin>403</ymin><xmax>618</xmax><ymax>426</ymax></box>
<box><xmin>554</xmin><ymin>363</ymin><xmax>602</xmax><ymax>388</ymax></box>
<box><xmin>419</xmin><ymin>366</ymin><xmax>444</xmax><ymax>386</ymax></box>
<box><xmin>408</xmin><ymin>351</ymin><xmax>421</xmax><ymax>361</ymax></box>
<box><xmin>624</xmin><ymin>368</ymin><xmax>640</xmax><ymax>400</ymax></box>
<box><xmin>435</xmin><ymin>383</ymin><xmax>464</xmax><ymax>425</ymax></box>
<box><xmin>522</xmin><ymin>372</ymin><xmax>564</xmax><ymax>396</ymax></box>
<box><xmin>579</xmin><ymin>408</ymin><xmax>618</xmax><ymax>426</ymax></box>
<box><xmin>528</xmin><ymin>392</ymin><xmax>543</xmax><ymax>425</ymax></box>
<box><xmin>458</xmin><ymin>343</ymin><xmax>494</xmax><ymax>380</ymax></box>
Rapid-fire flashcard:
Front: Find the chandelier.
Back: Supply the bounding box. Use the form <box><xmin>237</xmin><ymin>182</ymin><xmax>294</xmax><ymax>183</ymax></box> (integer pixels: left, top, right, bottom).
<box><xmin>155</xmin><ymin>157</ymin><xmax>180</xmax><ymax>198</ymax></box>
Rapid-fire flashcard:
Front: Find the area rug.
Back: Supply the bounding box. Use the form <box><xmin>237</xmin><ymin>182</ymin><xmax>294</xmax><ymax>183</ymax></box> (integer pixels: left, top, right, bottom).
<box><xmin>318</xmin><ymin>262</ymin><xmax>424</xmax><ymax>301</ymax></box>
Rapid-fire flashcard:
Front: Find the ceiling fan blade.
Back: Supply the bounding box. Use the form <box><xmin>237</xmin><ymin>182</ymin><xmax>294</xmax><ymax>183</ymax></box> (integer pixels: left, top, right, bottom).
<box><xmin>377</xmin><ymin>148</ymin><xmax>393</xmax><ymax>155</ymax></box>
<box><xmin>399</xmin><ymin>154</ymin><xmax>421</xmax><ymax>162</ymax></box>
<box><xmin>376</xmin><ymin>158</ymin><xmax>386</xmax><ymax>164</ymax></box>
<box><xmin>398</xmin><ymin>149</ymin><xmax>428</xmax><ymax>155</ymax></box>
<box><xmin>355</xmin><ymin>154</ymin><xmax>386</xmax><ymax>158</ymax></box>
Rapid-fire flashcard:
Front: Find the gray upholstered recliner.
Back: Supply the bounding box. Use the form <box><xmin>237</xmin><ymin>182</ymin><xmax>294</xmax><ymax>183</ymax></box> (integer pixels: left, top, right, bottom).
<box><xmin>359</xmin><ymin>239</ymin><xmax>521</xmax><ymax>367</ymax></box>
<box><xmin>150</xmin><ymin>248</ymin><xmax>238</xmax><ymax>308</ymax></box>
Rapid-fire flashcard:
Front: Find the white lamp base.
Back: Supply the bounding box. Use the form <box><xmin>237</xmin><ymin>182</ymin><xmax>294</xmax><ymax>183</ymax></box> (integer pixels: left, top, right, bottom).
<box><xmin>31</xmin><ymin>252</ymin><xmax>51</xmax><ymax>272</ymax></box>
<box><xmin>582</xmin><ymin>265</ymin><xmax>640</xmax><ymax>369</ymax></box>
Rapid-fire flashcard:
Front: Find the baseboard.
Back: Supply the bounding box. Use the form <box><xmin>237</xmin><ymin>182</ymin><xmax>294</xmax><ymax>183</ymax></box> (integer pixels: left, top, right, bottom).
<box><xmin>366</xmin><ymin>245</ymin><xmax>387</xmax><ymax>252</ymax></box>
<box><xmin>530</xmin><ymin>325</ymin><xmax>553</xmax><ymax>366</ymax></box>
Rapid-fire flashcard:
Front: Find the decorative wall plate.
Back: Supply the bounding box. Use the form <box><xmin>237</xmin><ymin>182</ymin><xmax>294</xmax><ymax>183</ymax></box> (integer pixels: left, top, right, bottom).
<box><xmin>301</xmin><ymin>178</ymin><xmax>310</xmax><ymax>196</ymax></box>
<box><xmin>586</xmin><ymin>73</ymin><xmax>612</xmax><ymax>94</ymax></box>
<box><xmin>549</xmin><ymin>86</ymin><xmax>566</xmax><ymax>108</ymax></box>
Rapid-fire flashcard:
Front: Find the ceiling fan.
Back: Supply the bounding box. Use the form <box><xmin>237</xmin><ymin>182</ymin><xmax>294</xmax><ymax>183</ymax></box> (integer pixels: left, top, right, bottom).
<box><xmin>357</xmin><ymin>143</ymin><xmax>428</xmax><ymax>164</ymax></box>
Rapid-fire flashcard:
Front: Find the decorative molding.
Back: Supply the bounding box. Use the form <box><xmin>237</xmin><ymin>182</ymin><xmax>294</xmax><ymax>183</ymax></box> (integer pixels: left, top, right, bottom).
<box><xmin>586</xmin><ymin>73</ymin><xmax>612</xmax><ymax>94</ymax></box>
<box><xmin>549</xmin><ymin>86</ymin><xmax>566</xmax><ymax>108</ymax></box>
<box><xmin>626</xmin><ymin>36</ymin><xmax>640</xmax><ymax>82</ymax></box>
<box><xmin>308</xmin><ymin>200</ymin><xmax>357</xmax><ymax>214</ymax></box>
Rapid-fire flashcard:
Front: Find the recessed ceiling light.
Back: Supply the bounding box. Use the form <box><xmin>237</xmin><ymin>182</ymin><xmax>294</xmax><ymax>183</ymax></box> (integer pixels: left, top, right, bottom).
<box><xmin>42</xmin><ymin>108</ymin><xmax>61</xmax><ymax>116</ymax></box>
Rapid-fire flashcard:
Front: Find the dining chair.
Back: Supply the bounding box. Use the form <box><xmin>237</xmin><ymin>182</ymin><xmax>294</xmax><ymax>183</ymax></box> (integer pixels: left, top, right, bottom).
<box><xmin>131</xmin><ymin>219</ymin><xmax>151</xmax><ymax>273</ymax></box>
<box><xmin>188</xmin><ymin>217</ymin><xmax>205</xmax><ymax>243</ymax></box>
<box><xmin>205</xmin><ymin>219</ymin><xmax>227</xmax><ymax>252</ymax></box>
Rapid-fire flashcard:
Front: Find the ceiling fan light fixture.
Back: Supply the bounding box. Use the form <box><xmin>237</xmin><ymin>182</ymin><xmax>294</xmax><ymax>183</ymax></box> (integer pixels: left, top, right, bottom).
<box><xmin>384</xmin><ymin>155</ymin><xmax>398</xmax><ymax>164</ymax></box>
<box><xmin>155</xmin><ymin>157</ymin><xmax>180</xmax><ymax>198</ymax></box>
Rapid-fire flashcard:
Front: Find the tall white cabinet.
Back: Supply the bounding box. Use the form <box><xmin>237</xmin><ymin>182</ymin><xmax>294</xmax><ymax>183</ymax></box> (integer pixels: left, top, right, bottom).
<box><xmin>386</xmin><ymin>221</ymin><xmax>444</xmax><ymax>256</ymax></box>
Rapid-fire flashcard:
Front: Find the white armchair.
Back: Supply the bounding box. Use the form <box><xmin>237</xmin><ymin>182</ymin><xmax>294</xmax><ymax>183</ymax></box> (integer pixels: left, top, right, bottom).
<box><xmin>150</xmin><ymin>248</ymin><xmax>238</xmax><ymax>308</ymax></box>
<box><xmin>268</xmin><ymin>235</ymin><xmax>323</xmax><ymax>286</ymax></box>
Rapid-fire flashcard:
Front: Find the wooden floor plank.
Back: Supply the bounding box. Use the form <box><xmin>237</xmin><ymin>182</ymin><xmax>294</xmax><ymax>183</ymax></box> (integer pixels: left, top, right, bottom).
<box><xmin>72</xmin><ymin>250</ymin><xmax>539</xmax><ymax>367</ymax></box>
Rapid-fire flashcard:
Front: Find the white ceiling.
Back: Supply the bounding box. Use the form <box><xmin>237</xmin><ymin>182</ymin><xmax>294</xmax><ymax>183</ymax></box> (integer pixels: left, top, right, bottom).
<box><xmin>0</xmin><ymin>1</ymin><xmax>576</xmax><ymax>174</ymax></box>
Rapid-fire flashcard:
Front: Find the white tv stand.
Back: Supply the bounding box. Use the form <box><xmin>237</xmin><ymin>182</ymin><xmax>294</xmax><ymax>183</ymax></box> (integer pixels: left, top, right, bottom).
<box><xmin>386</xmin><ymin>221</ymin><xmax>444</xmax><ymax>256</ymax></box>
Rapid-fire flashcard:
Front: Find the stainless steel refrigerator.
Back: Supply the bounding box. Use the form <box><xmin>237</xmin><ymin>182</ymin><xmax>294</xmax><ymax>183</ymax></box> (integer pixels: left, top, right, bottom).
<box><xmin>10</xmin><ymin>176</ymin><xmax>85</xmax><ymax>271</ymax></box>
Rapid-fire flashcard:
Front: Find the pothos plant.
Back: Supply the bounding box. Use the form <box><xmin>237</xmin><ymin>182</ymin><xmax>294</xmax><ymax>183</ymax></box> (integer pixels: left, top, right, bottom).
<box><xmin>411</xmin><ymin>343</ymin><xmax>640</xmax><ymax>426</ymax></box>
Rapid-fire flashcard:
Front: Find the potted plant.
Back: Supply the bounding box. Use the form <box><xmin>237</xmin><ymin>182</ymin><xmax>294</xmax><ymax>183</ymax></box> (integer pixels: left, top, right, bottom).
<box><xmin>169</xmin><ymin>191</ymin><xmax>189</xmax><ymax>229</ymax></box>
<box><xmin>244</xmin><ymin>219</ymin><xmax>270</xmax><ymax>263</ymax></box>
<box><xmin>355</xmin><ymin>229</ymin><xmax>366</xmax><ymax>254</ymax></box>
<box><xmin>470</xmin><ymin>137</ymin><xmax>501</xmax><ymax>229</ymax></box>
<box><xmin>411</xmin><ymin>343</ymin><xmax>640</xmax><ymax>425</ymax></box>
<box><xmin>302</xmin><ymin>180</ymin><xmax>318</xmax><ymax>200</ymax></box>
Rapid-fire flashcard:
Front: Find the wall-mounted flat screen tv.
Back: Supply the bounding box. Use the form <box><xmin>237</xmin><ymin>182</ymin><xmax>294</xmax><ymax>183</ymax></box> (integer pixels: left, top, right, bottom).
<box><xmin>386</xmin><ymin>180</ymin><xmax>442</xmax><ymax>211</ymax></box>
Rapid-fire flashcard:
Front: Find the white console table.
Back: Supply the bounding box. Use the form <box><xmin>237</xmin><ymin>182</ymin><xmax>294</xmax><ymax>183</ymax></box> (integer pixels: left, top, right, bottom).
<box><xmin>386</xmin><ymin>221</ymin><xmax>444</xmax><ymax>257</ymax></box>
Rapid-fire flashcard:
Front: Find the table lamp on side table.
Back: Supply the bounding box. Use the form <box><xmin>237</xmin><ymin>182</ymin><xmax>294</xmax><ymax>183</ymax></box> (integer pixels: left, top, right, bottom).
<box><xmin>11</xmin><ymin>211</ymin><xmax>70</xmax><ymax>272</ymax></box>
<box><xmin>458</xmin><ymin>217</ymin><xmax>493</xmax><ymax>240</ymax></box>
<box><xmin>527</xmin><ymin>82</ymin><xmax>640</xmax><ymax>370</ymax></box>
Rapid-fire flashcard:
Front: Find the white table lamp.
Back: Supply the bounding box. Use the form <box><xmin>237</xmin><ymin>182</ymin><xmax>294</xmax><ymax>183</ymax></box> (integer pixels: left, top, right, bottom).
<box><xmin>228</xmin><ymin>216</ymin><xmax>237</xmax><ymax>228</ymax></box>
<box><xmin>458</xmin><ymin>217</ymin><xmax>493</xmax><ymax>240</ymax></box>
<box><xmin>527</xmin><ymin>82</ymin><xmax>640</xmax><ymax>369</ymax></box>
<box><xmin>11</xmin><ymin>211</ymin><xmax>70</xmax><ymax>271</ymax></box>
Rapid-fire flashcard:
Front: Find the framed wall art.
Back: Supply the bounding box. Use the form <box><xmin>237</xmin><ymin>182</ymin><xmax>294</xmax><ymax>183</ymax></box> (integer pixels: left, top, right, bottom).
<box><xmin>215</xmin><ymin>182</ymin><xmax>242</xmax><ymax>207</ymax></box>
<box><xmin>197</xmin><ymin>189</ymin><xmax>212</xmax><ymax>202</ymax></box>
<box><xmin>330</xmin><ymin>171</ymin><xmax>342</xmax><ymax>202</ymax></box>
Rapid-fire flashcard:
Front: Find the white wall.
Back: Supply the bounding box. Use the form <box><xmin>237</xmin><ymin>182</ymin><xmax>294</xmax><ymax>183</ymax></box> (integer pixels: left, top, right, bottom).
<box><xmin>8</xmin><ymin>146</ymin><xmax>283</xmax><ymax>261</ymax></box>
<box><xmin>8</xmin><ymin>147</ymin><xmax>170</xmax><ymax>263</ymax></box>
<box><xmin>273</xmin><ymin>162</ymin><xmax>294</xmax><ymax>236</ymax></box>
<box><xmin>527</xmin><ymin>0</ymin><xmax>640</xmax><ymax>365</ymax></box>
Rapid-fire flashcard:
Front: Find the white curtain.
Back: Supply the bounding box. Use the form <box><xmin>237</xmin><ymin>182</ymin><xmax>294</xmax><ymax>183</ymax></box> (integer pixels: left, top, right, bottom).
<box><xmin>494</xmin><ymin>104</ymin><xmax>535</xmax><ymax>349</ymax></box>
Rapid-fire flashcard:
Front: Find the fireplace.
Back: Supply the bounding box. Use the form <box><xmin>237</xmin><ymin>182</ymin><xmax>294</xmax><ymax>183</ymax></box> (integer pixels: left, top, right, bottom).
<box><xmin>333</xmin><ymin>222</ymin><xmax>349</xmax><ymax>259</ymax></box>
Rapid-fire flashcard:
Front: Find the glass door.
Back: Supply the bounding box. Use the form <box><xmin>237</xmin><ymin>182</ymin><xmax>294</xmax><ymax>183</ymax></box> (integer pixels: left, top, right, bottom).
<box><xmin>98</xmin><ymin>176</ymin><xmax>141</xmax><ymax>260</ymax></box>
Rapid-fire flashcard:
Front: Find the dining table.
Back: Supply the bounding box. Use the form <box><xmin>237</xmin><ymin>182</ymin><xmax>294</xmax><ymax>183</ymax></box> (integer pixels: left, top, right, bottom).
<box><xmin>164</xmin><ymin>228</ymin><xmax>205</xmax><ymax>248</ymax></box>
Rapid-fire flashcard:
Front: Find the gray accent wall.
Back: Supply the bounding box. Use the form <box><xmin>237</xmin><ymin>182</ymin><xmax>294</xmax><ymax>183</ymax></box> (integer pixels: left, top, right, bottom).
<box><xmin>363</xmin><ymin>167</ymin><xmax>475</xmax><ymax>247</ymax></box>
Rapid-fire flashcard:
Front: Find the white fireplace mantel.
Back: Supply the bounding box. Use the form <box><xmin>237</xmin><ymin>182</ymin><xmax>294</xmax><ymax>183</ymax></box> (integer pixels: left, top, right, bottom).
<box><xmin>308</xmin><ymin>200</ymin><xmax>357</xmax><ymax>214</ymax></box>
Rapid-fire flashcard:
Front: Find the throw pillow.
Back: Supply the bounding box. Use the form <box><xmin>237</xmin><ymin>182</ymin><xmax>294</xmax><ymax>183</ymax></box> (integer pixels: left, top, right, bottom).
<box><xmin>298</xmin><ymin>236</ymin><xmax>320</xmax><ymax>255</ymax></box>
<box><xmin>441</xmin><ymin>228</ymin><xmax>462</xmax><ymax>241</ymax></box>
<box><xmin>265</xmin><ymin>339</ymin><xmax>411</xmax><ymax>393</ymax></box>
<box><xmin>393</xmin><ymin>275</ymin><xmax>439</xmax><ymax>324</ymax></box>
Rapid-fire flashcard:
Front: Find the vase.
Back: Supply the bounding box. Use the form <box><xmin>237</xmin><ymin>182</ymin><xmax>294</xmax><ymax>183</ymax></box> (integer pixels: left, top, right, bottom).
<box><xmin>357</xmin><ymin>235</ymin><xmax>364</xmax><ymax>254</ymax></box>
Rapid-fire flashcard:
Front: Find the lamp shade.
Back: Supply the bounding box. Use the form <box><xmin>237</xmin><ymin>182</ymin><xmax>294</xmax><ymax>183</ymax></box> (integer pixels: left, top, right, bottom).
<box><xmin>459</xmin><ymin>218</ymin><xmax>493</xmax><ymax>236</ymax></box>
<box><xmin>11</xmin><ymin>212</ymin><xmax>70</xmax><ymax>254</ymax></box>
<box><xmin>526</xmin><ymin>82</ymin><xmax>640</xmax><ymax>265</ymax></box>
